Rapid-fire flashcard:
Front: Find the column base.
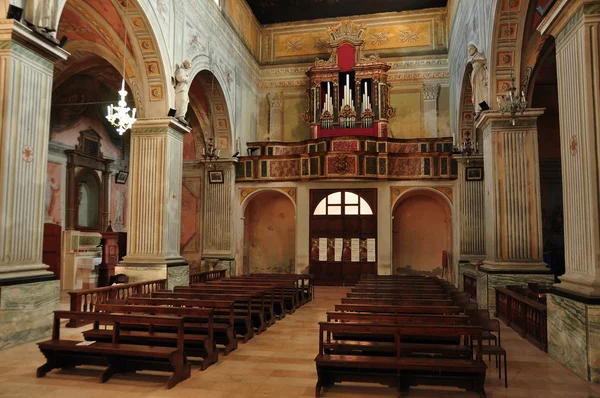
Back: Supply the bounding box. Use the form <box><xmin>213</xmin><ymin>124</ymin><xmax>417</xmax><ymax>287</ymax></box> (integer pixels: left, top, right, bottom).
<box><xmin>0</xmin><ymin>263</ymin><xmax>53</xmax><ymax>281</ymax></box>
<box><xmin>0</xmin><ymin>277</ymin><xmax>60</xmax><ymax>350</ymax></box>
<box><xmin>115</xmin><ymin>262</ymin><xmax>189</xmax><ymax>290</ymax></box>
<box><xmin>547</xmin><ymin>292</ymin><xmax>600</xmax><ymax>382</ymax></box>
<box><xmin>556</xmin><ymin>275</ymin><xmax>600</xmax><ymax>297</ymax></box>
<box><xmin>474</xmin><ymin>266</ymin><xmax>554</xmax><ymax>311</ymax></box>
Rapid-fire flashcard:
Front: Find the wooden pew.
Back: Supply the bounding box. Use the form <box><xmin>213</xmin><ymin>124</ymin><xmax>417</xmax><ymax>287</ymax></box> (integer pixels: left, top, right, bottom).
<box><xmin>181</xmin><ymin>285</ymin><xmax>276</xmax><ymax>326</ymax></box>
<box><xmin>151</xmin><ymin>291</ymin><xmax>268</xmax><ymax>334</ymax></box>
<box><xmin>334</xmin><ymin>303</ymin><xmax>462</xmax><ymax>315</ymax></box>
<box><xmin>249</xmin><ymin>273</ymin><xmax>313</xmax><ymax>303</ymax></box>
<box><xmin>340</xmin><ymin>297</ymin><xmax>459</xmax><ymax>307</ymax></box>
<box><xmin>315</xmin><ymin>322</ymin><xmax>487</xmax><ymax>398</ymax></box>
<box><xmin>203</xmin><ymin>280</ymin><xmax>286</xmax><ymax>319</ymax></box>
<box><xmin>344</xmin><ymin>294</ymin><xmax>454</xmax><ymax>305</ymax></box>
<box><xmin>37</xmin><ymin>311</ymin><xmax>191</xmax><ymax>389</ymax></box>
<box><xmin>126</xmin><ymin>296</ymin><xmax>245</xmax><ymax>348</ymax></box>
<box><xmin>230</xmin><ymin>276</ymin><xmax>301</xmax><ymax>312</ymax></box>
<box><xmin>83</xmin><ymin>303</ymin><xmax>217</xmax><ymax>370</ymax></box>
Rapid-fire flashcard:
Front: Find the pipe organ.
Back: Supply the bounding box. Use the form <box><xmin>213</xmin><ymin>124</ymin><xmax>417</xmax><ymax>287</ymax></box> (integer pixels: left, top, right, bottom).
<box><xmin>302</xmin><ymin>20</ymin><xmax>395</xmax><ymax>139</ymax></box>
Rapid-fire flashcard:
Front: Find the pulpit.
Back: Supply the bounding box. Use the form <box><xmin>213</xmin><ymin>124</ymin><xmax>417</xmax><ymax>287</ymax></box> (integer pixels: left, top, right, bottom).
<box><xmin>98</xmin><ymin>228</ymin><xmax>119</xmax><ymax>287</ymax></box>
<box><xmin>302</xmin><ymin>20</ymin><xmax>395</xmax><ymax>139</ymax></box>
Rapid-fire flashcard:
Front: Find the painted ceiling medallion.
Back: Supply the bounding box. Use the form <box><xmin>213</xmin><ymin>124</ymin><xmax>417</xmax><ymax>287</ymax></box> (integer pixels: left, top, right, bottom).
<box><xmin>570</xmin><ymin>135</ymin><xmax>577</xmax><ymax>156</ymax></box>
<box><xmin>22</xmin><ymin>145</ymin><xmax>34</xmax><ymax>163</ymax></box>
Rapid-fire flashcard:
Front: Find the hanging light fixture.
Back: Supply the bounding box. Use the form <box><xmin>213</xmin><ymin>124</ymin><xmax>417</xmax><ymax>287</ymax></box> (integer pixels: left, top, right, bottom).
<box><xmin>106</xmin><ymin>1</ymin><xmax>137</xmax><ymax>135</ymax></box>
<box><xmin>496</xmin><ymin>6</ymin><xmax>527</xmax><ymax>125</ymax></box>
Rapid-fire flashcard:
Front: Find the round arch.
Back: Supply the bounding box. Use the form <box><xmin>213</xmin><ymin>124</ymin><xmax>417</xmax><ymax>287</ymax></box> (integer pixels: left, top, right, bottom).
<box><xmin>391</xmin><ymin>188</ymin><xmax>452</xmax><ymax>278</ymax></box>
<box><xmin>241</xmin><ymin>188</ymin><xmax>298</xmax><ymax>213</ymax></box>
<box><xmin>242</xmin><ymin>189</ymin><xmax>297</xmax><ymax>275</ymax></box>
<box><xmin>55</xmin><ymin>0</ymin><xmax>171</xmax><ymax>117</ymax></box>
<box><xmin>186</xmin><ymin>68</ymin><xmax>234</xmax><ymax>158</ymax></box>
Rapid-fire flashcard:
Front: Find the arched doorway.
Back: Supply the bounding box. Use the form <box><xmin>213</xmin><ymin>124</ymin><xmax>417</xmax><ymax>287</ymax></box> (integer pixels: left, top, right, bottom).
<box><xmin>243</xmin><ymin>191</ymin><xmax>296</xmax><ymax>274</ymax></box>
<box><xmin>392</xmin><ymin>190</ymin><xmax>451</xmax><ymax>276</ymax></box>
<box><xmin>309</xmin><ymin>189</ymin><xmax>377</xmax><ymax>285</ymax></box>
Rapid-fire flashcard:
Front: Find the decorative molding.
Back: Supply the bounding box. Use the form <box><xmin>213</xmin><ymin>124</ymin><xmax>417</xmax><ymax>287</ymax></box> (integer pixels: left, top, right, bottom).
<box><xmin>422</xmin><ymin>83</ymin><xmax>441</xmax><ymax>100</ymax></box>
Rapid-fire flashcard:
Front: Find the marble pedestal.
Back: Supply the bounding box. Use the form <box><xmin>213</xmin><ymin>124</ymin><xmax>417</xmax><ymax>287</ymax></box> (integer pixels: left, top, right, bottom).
<box><xmin>547</xmin><ymin>292</ymin><xmax>600</xmax><ymax>382</ymax></box>
<box><xmin>458</xmin><ymin>263</ymin><xmax>553</xmax><ymax>312</ymax></box>
<box><xmin>115</xmin><ymin>264</ymin><xmax>189</xmax><ymax>290</ymax></box>
<box><xmin>0</xmin><ymin>279</ymin><xmax>60</xmax><ymax>350</ymax></box>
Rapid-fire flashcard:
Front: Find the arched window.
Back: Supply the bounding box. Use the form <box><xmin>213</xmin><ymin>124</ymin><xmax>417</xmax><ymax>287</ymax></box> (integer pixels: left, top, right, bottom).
<box><xmin>313</xmin><ymin>191</ymin><xmax>373</xmax><ymax>216</ymax></box>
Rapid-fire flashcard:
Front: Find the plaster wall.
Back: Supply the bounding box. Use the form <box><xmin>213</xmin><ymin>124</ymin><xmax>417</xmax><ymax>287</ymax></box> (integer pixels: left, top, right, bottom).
<box><xmin>392</xmin><ymin>195</ymin><xmax>449</xmax><ymax>276</ymax></box>
<box><xmin>243</xmin><ymin>191</ymin><xmax>295</xmax><ymax>274</ymax></box>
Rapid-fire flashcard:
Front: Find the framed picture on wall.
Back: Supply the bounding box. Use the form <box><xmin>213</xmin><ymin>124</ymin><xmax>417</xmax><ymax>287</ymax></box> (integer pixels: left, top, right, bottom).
<box><xmin>208</xmin><ymin>170</ymin><xmax>224</xmax><ymax>184</ymax></box>
<box><xmin>465</xmin><ymin>167</ymin><xmax>483</xmax><ymax>181</ymax></box>
<box><xmin>115</xmin><ymin>171</ymin><xmax>129</xmax><ymax>184</ymax></box>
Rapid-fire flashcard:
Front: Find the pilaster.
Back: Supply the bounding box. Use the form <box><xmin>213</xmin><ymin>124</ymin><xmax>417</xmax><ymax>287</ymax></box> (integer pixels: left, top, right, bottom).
<box><xmin>202</xmin><ymin>160</ymin><xmax>237</xmax><ymax>274</ymax></box>
<box><xmin>454</xmin><ymin>155</ymin><xmax>485</xmax><ymax>263</ymax></box>
<box><xmin>0</xmin><ymin>20</ymin><xmax>68</xmax><ymax>280</ymax></box>
<box><xmin>120</xmin><ymin>118</ymin><xmax>190</xmax><ymax>267</ymax></box>
<box><xmin>422</xmin><ymin>83</ymin><xmax>441</xmax><ymax>137</ymax></box>
<box><xmin>267</xmin><ymin>92</ymin><xmax>283</xmax><ymax>141</ymax></box>
<box><xmin>476</xmin><ymin>109</ymin><xmax>547</xmax><ymax>272</ymax></box>
<box><xmin>0</xmin><ymin>20</ymin><xmax>68</xmax><ymax>349</ymax></box>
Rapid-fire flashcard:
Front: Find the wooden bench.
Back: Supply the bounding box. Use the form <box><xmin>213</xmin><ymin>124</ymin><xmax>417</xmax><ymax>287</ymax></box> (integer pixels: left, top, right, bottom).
<box><xmin>85</xmin><ymin>303</ymin><xmax>218</xmax><ymax>369</ymax></box>
<box><xmin>151</xmin><ymin>290</ymin><xmax>265</xmax><ymax>335</ymax></box>
<box><xmin>180</xmin><ymin>286</ymin><xmax>275</xmax><ymax>326</ymax></box>
<box><xmin>340</xmin><ymin>297</ymin><xmax>461</xmax><ymax>309</ymax></box>
<box><xmin>37</xmin><ymin>311</ymin><xmax>190</xmax><ymax>389</ymax></box>
<box><xmin>125</xmin><ymin>297</ymin><xmax>243</xmax><ymax>349</ymax></box>
<box><xmin>249</xmin><ymin>273</ymin><xmax>314</xmax><ymax>304</ymax></box>
<box><xmin>315</xmin><ymin>322</ymin><xmax>487</xmax><ymax>398</ymax></box>
<box><xmin>344</xmin><ymin>294</ymin><xmax>454</xmax><ymax>305</ymax></box>
<box><xmin>334</xmin><ymin>303</ymin><xmax>462</xmax><ymax>315</ymax></box>
<box><xmin>229</xmin><ymin>276</ymin><xmax>301</xmax><ymax>312</ymax></box>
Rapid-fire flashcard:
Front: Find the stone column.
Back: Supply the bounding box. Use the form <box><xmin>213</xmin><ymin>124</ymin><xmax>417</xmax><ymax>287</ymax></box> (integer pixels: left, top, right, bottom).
<box><xmin>422</xmin><ymin>83</ymin><xmax>441</xmax><ymax>137</ymax></box>
<box><xmin>117</xmin><ymin>118</ymin><xmax>191</xmax><ymax>290</ymax></box>
<box><xmin>538</xmin><ymin>0</ymin><xmax>600</xmax><ymax>382</ymax></box>
<box><xmin>474</xmin><ymin>109</ymin><xmax>553</xmax><ymax>310</ymax></box>
<box><xmin>454</xmin><ymin>155</ymin><xmax>485</xmax><ymax>290</ymax></box>
<box><xmin>202</xmin><ymin>160</ymin><xmax>236</xmax><ymax>275</ymax></box>
<box><xmin>0</xmin><ymin>20</ymin><xmax>68</xmax><ymax>349</ymax></box>
<box><xmin>267</xmin><ymin>92</ymin><xmax>283</xmax><ymax>141</ymax></box>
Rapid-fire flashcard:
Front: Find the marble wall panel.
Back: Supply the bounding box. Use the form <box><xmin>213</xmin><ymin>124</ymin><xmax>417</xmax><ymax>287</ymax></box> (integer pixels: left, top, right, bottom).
<box><xmin>547</xmin><ymin>294</ymin><xmax>588</xmax><ymax>380</ymax></box>
<box><xmin>0</xmin><ymin>280</ymin><xmax>60</xmax><ymax>350</ymax></box>
<box><xmin>167</xmin><ymin>265</ymin><xmax>190</xmax><ymax>290</ymax></box>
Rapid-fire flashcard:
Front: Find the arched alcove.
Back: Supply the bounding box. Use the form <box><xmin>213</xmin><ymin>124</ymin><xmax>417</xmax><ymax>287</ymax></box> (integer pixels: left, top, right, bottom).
<box><xmin>243</xmin><ymin>191</ymin><xmax>296</xmax><ymax>274</ymax></box>
<box><xmin>392</xmin><ymin>189</ymin><xmax>452</xmax><ymax>276</ymax></box>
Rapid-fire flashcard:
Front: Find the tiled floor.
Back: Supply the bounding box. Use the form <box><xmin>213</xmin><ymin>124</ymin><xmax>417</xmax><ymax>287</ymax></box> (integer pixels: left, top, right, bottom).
<box><xmin>1</xmin><ymin>287</ymin><xmax>600</xmax><ymax>397</ymax></box>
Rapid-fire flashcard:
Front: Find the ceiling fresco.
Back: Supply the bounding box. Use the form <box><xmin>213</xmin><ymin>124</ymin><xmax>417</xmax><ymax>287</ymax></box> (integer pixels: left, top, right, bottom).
<box><xmin>245</xmin><ymin>0</ymin><xmax>448</xmax><ymax>24</ymax></box>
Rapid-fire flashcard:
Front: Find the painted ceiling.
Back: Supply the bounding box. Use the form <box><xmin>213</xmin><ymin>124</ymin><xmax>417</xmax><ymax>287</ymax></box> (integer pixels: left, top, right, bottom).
<box><xmin>245</xmin><ymin>0</ymin><xmax>448</xmax><ymax>24</ymax></box>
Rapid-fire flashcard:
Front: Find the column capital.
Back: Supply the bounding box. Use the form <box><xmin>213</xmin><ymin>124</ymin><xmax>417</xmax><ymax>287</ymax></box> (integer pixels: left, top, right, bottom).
<box><xmin>453</xmin><ymin>154</ymin><xmax>484</xmax><ymax>166</ymax></box>
<box><xmin>131</xmin><ymin>117</ymin><xmax>191</xmax><ymax>136</ymax></box>
<box><xmin>422</xmin><ymin>83</ymin><xmax>441</xmax><ymax>101</ymax></box>
<box><xmin>0</xmin><ymin>20</ymin><xmax>68</xmax><ymax>63</ymax></box>
<box><xmin>476</xmin><ymin>108</ymin><xmax>545</xmax><ymax>132</ymax></box>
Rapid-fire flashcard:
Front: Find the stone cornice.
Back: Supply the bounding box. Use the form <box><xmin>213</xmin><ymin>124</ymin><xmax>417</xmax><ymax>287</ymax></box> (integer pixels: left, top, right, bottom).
<box><xmin>0</xmin><ymin>20</ymin><xmax>69</xmax><ymax>63</ymax></box>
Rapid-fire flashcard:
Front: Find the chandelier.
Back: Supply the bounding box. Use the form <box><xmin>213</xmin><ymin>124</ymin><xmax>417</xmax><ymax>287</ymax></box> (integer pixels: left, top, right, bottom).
<box><xmin>461</xmin><ymin>136</ymin><xmax>478</xmax><ymax>156</ymax></box>
<box><xmin>203</xmin><ymin>138</ymin><xmax>220</xmax><ymax>168</ymax></box>
<box><xmin>496</xmin><ymin>7</ymin><xmax>527</xmax><ymax>126</ymax></box>
<box><xmin>106</xmin><ymin>2</ymin><xmax>136</xmax><ymax>135</ymax></box>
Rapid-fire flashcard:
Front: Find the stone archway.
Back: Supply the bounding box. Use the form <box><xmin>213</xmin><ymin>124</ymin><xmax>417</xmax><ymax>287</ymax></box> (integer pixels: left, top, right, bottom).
<box><xmin>392</xmin><ymin>189</ymin><xmax>452</xmax><ymax>277</ymax></box>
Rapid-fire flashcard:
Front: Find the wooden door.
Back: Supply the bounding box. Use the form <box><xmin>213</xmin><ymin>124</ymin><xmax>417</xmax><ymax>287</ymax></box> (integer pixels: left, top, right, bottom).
<box><xmin>309</xmin><ymin>189</ymin><xmax>377</xmax><ymax>285</ymax></box>
<box><xmin>43</xmin><ymin>223</ymin><xmax>62</xmax><ymax>279</ymax></box>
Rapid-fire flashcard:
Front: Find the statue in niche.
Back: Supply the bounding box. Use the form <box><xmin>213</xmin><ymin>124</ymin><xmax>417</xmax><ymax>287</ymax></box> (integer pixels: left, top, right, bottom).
<box><xmin>468</xmin><ymin>44</ymin><xmax>488</xmax><ymax>116</ymax></box>
<box><xmin>23</xmin><ymin>0</ymin><xmax>61</xmax><ymax>45</ymax></box>
<box><xmin>173</xmin><ymin>60</ymin><xmax>191</xmax><ymax>125</ymax></box>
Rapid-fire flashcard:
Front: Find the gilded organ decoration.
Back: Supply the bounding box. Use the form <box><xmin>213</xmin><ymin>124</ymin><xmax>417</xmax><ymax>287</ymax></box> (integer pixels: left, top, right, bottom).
<box><xmin>304</xmin><ymin>20</ymin><xmax>396</xmax><ymax>139</ymax></box>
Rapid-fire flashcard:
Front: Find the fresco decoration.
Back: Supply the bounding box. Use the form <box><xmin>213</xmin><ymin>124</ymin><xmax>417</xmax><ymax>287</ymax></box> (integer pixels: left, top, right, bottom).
<box><xmin>185</xmin><ymin>22</ymin><xmax>207</xmax><ymax>60</ymax></box>
<box><xmin>110</xmin><ymin>180</ymin><xmax>128</xmax><ymax>232</ymax></box>
<box><xmin>224</xmin><ymin>0</ymin><xmax>261</xmax><ymax>58</ymax></box>
<box><xmin>45</xmin><ymin>162</ymin><xmax>62</xmax><ymax>225</ymax></box>
<box><xmin>274</xmin><ymin>22</ymin><xmax>432</xmax><ymax>59</ymax></box>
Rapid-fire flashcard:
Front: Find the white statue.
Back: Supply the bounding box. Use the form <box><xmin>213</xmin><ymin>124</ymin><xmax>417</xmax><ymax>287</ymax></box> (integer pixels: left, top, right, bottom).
<box><xmin>23</xmin><ymin>0</ymin><xmax>61</xmax><ymax>45</ymax></box>
<box><xmin>173</xmin><ymin>60</ymin><xmax>191</xmax><ymax>125</ymax></box>
<box><xmin>468</xmin><ymin>44</ymin><xmax>488</xmax><ymax>115</ymax></box>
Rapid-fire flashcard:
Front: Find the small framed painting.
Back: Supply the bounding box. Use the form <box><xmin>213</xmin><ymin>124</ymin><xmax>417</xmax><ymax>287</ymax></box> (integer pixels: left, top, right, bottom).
<box><xmin>465</xmin><ymin>167</ymin><xmax>483</xmax><ymax>181</ymax></box>
<box><xmin>208</xmin><ymin>170</ymin><xmax>224</xmax><ymax>184</ymax></box>
<box><xmin>115</xmin><ymin>171</ymin><xmax>129</xmax><ymax>184</ymax></box>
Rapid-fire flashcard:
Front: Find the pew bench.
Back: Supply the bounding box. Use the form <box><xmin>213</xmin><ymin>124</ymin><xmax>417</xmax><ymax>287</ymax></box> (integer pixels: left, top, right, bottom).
<box><xmin>37</xmin><ymin>311</ymin><xmax>191</xmax><ymax>389</ymax></box>
<box><xmin>125</xmin><ymin>297</ymin><xmax>242</xmax><ymax>350</ymax></box>
<box><xmin>86</xmin><ymin>304</ymin><xmax>218</xmax><ymax>369</ymax></box>
<box><xmin>315</xmin><ymin>322</ymin><xmax>487</xmax><ymax>398</ymax></box>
